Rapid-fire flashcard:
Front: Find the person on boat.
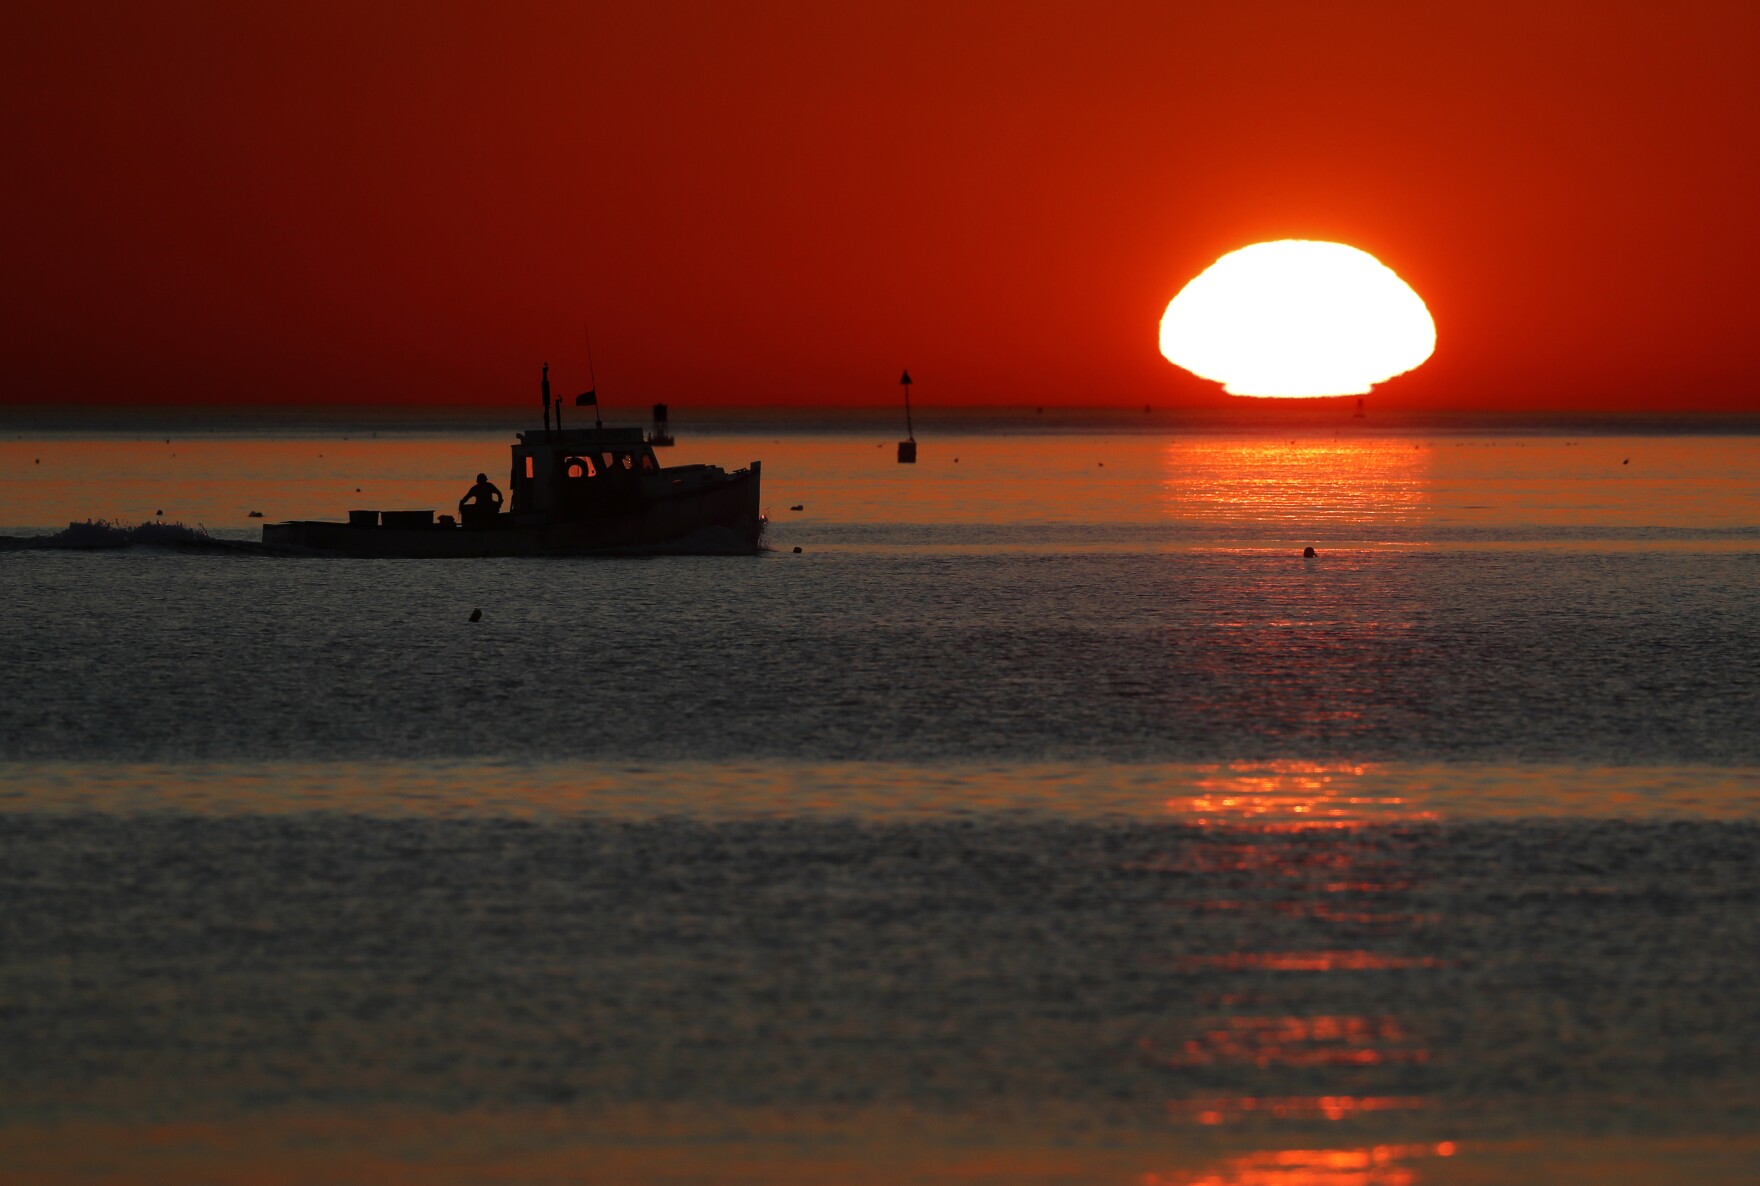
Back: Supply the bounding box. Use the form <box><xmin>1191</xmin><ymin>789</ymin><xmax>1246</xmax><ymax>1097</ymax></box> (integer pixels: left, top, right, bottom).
<box><xmin>459</xmin><ymin>473</ymin><xmax>503</xmax><ymax>526</ymax></box>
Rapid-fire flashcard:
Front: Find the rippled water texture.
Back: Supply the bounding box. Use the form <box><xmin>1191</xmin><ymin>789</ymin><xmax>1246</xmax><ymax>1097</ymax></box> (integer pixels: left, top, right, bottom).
<box><xmin>2</xmin><ymin>416</ymin><xmax>1758</xmax><ymax>1183</ymax></box>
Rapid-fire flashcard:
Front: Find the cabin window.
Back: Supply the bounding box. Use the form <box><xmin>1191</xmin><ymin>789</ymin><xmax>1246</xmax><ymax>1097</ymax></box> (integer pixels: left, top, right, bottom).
<box><xmin>621</xmin><ymin>454</ymin><xmax>634</xmax><ymax>470</ymax></box>
<box><xmin>640</xmin><ymin>452</ymin><xmax>656</xmax><ymax>471</ymax></box>
<box><xmin>524</xmin><ymin>456</ymin><xmax>535</xmax><ymax>479</ymax></box>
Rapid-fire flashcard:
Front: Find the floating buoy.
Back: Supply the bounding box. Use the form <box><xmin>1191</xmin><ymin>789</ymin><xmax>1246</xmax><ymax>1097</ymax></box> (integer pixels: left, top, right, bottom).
<box><xmin>1623</xmin><ymin>458</ymin><xmax>1630</xmax><ymax>465</ymax></box>
<box><xmin>155</xmin><ymin>509</ymin><xmax>163</xmax><ymax>517</ymax></box>
<box><xmin>792</xmin><ymin>546</ymin><xmax>802</xmax><ymax>553</ymax></box>
<box><xmin>247</xmin><ymin>510</ymin><xmax>263</xmax><ymax>518</ymax></box>
<box><xmin>1303</xmin><ymin>546</ymin><xmax>1317</xmax><ymax>558</ymax></box>
<box><xmin>790</xmin><ymin>504</ymin><xmax>804</xmax><ymax>511</ymax></box>
<box><xmin>897</xmin><ymin>369</ymin><xmax>916</xmax><ymax>464</ymax></box>
<box><xmin>469</xmin><ymin>608</ymin><xmax>482</xmax><ymax>622</ymax></box>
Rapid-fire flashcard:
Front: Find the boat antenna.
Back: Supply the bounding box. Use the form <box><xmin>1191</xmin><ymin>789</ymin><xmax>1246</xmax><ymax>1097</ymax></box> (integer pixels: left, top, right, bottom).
<box><xmin>585</xmin><ymin>325</ymin><xmax>603</xmax><ymax>430</ymax></box>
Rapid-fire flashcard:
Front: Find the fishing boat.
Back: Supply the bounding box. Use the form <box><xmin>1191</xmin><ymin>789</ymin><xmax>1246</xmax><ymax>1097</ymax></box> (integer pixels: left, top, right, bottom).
<box><xmin>263</xmin><ymin>411</ymin><xmax>762</xmax><ymax>557</ymax></box>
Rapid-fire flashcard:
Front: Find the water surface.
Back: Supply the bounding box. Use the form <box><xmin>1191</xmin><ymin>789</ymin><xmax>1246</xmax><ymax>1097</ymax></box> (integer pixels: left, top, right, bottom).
<box><xmin>3</xmin><ymin>413</ymin><xmax>1757</xmax><ymax>1183</ymax></box>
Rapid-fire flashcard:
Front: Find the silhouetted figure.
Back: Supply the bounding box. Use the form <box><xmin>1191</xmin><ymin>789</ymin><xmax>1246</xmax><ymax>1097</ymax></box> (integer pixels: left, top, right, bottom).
<box><xmin>459</xmin><ymin>472</ymin><xmax>502</xmax><ymax>527</ymax></box>
<box><xmin>1303</xmin><ymin>546</ymin><xmax>1317</xmax><ymax>558</ymax></box>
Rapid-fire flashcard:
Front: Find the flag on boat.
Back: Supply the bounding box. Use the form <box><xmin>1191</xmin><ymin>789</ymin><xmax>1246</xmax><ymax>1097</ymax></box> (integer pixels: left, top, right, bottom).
<box><xmin>576</xmin><ymin>390</ymin><xmax>596</xmax><ymax>406</ymax></box>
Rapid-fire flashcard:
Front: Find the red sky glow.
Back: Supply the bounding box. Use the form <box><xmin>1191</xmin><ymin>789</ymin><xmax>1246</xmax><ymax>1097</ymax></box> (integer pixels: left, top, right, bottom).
<box><xmin>4</xmin><ymin>0</ymin><xmax>1758</xmax><ymax>411</ymax></box>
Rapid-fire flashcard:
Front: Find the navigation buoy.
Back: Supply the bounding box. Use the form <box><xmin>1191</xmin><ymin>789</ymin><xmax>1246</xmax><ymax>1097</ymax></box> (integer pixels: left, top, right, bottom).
<box><xmin>897</xmin><ymin>369</ymin><xmax>917</xmax><ymax>463</ymax></box>
<box><xmin>1303</xmin><ymin>546</ymin><xmax>1317</xmax><ymax>558</ymax></box>
<box><xmin>792</xmin><ymin>546</ymin><xmax>802</xmax><ymax>553</ymax></box>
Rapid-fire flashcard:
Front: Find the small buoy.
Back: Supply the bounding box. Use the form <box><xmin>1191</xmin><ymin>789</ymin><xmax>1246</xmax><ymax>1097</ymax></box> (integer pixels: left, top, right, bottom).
<box><xmin>355</xmin><ymin>487</ymin><xmax>362</xmax><ymax>492</ymax></box>
<box><xmin>953</xmin><ymin>457</ymin><xmax>959</xmax><ymax>463</ymax></box>
<box><xmin>792</xmin><ymin>546</ymin><xmax>802</xmax><ymax>553</ymax></box>
<box><xmin>1097</xmin><ymin>461</ymin><xmax>1104</xmax><ymax>467</ymax></box>
<box><xmin>247</xmin><ymin>510</ymin><xmax>263</xmax><ymax>518</ymax></box>
<box><xmin>790</xmin><ymin>504</ymin><xmax>804</xmax><ymax>511</ymax></box>
<box><xmin>155</xmin><ymin>509</ymin><xmax>163</xmax><ymax>517</ymax></box>
<box><xmin>34</xmin><ymin>458</ymin><xmax>39</xmax><ymax>464</ymax></box>
<box><xmin>1303</xmin><ymin>546</ymin><xmax>1317</xmax><ymax>558</ymax></box>
<box><xmin>1622</xmin><ymin>458</ymin><xmax>1630</xmax><ymax>465</ymax></box>
<box><xmin>469</xmin><ymin>608</ymin><xmax>482</xmax><ymax>622</ymax></box>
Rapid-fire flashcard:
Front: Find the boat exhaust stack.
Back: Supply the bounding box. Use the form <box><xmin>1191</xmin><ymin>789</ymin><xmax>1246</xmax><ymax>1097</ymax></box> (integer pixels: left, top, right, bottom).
<box><xmin>541</xmin><ymin>363</ymin><xmax>553</xmax><ymax>439</ymax></box>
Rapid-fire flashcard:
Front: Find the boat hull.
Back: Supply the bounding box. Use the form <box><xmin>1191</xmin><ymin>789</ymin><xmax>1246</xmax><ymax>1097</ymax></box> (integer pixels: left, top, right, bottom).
<box><xmin>263</xmin><ymin>467</ymin><xmax>762</xmax><ymax>557</ymax></box>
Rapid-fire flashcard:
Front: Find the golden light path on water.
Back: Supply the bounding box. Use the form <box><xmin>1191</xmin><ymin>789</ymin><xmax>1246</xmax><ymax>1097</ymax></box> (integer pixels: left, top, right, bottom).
<box><xmin>3</xmin><ymin>759</ymin><xmax>1756</xmax><ymax>820</ymax></box>
<box><xmin>3</xmin><ymin>1110</ymin><xmax>1754</xmax><ymax>1185</ymax></box>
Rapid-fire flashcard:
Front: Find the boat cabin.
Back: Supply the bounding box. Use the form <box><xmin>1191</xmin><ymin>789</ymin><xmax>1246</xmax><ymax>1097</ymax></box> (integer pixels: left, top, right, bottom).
<box><xmin>509</xmin><ymin>426</ymin><xmax>661</xmax><ymax>518</ymax></box>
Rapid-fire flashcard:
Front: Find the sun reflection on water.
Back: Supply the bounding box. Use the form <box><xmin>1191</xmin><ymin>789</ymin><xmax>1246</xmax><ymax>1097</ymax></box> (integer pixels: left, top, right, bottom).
<box><xmin>1141</xmin><ymin>1015</ymin><xmax>1429</xmax><ymax>1070</ymax></box>
<box><xmin>1170</xmin><ymin>762</ymin><xmax>1441</xmax><ymax>828</ymax></box>
<box><xmin>1162</xmin><ymin>438</ymin><xmax>1432</xmax><ymax>536</ymax></box>
<box><xmin>1142</xmin><ymin>1140</ymin><xmax>1457</xmax><ymax>1186</ymax></box>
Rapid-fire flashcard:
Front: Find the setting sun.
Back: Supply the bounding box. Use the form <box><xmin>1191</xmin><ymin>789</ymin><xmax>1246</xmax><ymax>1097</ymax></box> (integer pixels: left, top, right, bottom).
<box><xmin>1160</xmin><ymin>240</ymin><xmax>1436</xmax><ymax>397</ymax></box>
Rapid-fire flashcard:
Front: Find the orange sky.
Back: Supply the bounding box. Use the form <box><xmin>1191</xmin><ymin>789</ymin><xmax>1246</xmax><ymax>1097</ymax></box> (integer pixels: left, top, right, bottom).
<box><xmin>4</xmin><ymin>0</ymin><xmax>1757</xmax><ymax>412</ymax></box>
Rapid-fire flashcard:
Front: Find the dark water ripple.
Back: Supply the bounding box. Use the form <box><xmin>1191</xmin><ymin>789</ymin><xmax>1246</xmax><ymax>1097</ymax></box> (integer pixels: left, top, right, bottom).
<box><xmin>2</xmin><ymin>549</ymin><xmax>1757</xmax><ymax>765</ymax></box>
<box><xmin>3</xmin><ymin>813</ymin><xmax>1755</xmax><ymax>1141</ymax></box>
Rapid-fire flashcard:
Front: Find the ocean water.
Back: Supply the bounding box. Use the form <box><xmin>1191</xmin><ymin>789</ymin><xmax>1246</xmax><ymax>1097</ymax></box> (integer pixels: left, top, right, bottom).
<box><xmin>2</xmin><ymin>413</ymin><xmax>1758</xmax><ymax>1184</ymax></box>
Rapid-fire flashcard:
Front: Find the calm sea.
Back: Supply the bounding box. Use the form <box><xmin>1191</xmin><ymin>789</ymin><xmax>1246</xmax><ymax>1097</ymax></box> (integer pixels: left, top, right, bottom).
<box><xmin>2</xmin><ymin>408</ymin><xmax>1757</xmax><ymax>1184</ymax></box>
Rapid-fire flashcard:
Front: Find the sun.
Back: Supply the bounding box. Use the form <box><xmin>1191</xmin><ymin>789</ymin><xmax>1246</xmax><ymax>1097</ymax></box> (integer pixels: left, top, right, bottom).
<box><xmin>1159</xmin><ymin>240</ymin><xmax>1435</xmax><ymax>397</ymax></box>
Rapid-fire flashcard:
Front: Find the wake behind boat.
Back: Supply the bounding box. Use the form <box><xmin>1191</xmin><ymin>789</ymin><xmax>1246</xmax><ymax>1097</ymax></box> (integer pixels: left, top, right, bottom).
<box><xmin>264</xmin><ymin>370</ymin><xmax>762</xmax><ymax>557</ymax></box>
